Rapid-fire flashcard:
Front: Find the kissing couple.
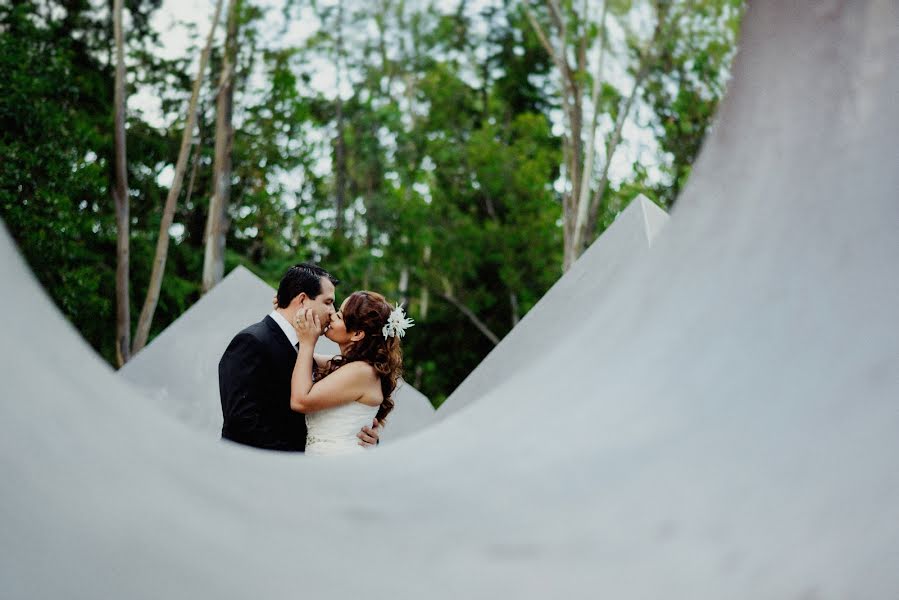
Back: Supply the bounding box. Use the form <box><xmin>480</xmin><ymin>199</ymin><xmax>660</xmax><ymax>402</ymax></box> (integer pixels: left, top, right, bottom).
<box><xmin>218</xmin><ymin>263</ymin><xmax>414</xmax><ymax>456</ymax></box>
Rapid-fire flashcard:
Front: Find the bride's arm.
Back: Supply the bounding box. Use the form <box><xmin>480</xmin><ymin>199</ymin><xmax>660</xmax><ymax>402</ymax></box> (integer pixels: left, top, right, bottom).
<box><xmin>290</xmin><ymin>357</ymin><xmax>371</xmax><ymax>413</ymax></box>
<box><xmin>289</xmin><ymin>308</ymin><xmax>367</xmax><ymax>413</ymax></box>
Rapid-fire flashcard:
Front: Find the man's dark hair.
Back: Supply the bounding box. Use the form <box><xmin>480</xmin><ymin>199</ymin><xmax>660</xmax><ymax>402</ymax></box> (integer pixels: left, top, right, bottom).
<box><xmin>276</xmin><ymin>263</ymin><xmax>338</xmax><ymax>308</ymax></box>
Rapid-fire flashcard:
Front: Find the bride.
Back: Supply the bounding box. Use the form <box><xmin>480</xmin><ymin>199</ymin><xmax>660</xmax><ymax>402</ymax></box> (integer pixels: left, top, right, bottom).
<box><xmin>289</xmin><ymin>291</ymin><xmax>413</xmax><ymax>456</ymax></box>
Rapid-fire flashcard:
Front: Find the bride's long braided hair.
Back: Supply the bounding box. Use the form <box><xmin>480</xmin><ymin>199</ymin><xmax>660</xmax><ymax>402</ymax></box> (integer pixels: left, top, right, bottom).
<box><xmin>317</xmin><ymin>291</ymin><xmax>403</xmax><ymax>424</ymax></box>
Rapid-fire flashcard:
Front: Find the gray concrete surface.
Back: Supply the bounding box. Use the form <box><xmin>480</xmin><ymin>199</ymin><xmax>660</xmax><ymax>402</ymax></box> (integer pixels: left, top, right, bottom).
<box><xmin>1</xmin><ymin>2</ymin><xmax>897</xmax><ymax>598</ymax></box>
<box><xmin>118</xmin><ymin>266</ymin><xmax>435</xmax><ymax>441</ymax></box>
<box><xmin>439</xmin><ymin>194</ymin><xmax>669</xmax><ymax>419</ymax></box>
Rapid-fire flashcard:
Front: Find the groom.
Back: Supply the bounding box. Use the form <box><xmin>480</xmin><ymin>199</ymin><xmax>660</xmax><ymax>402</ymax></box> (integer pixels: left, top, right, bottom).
<box><xmin>218</xmin><ymin>263</ymin><xmax>380</xmax><ymax>451</ymax></box>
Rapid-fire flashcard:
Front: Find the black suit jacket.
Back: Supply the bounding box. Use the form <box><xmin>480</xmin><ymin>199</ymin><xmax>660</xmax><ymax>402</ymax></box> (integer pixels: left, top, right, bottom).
<box><xmin>219</xmin><ymin>316</ymin><xmax>306</xmax><ymax>451</ymax></box>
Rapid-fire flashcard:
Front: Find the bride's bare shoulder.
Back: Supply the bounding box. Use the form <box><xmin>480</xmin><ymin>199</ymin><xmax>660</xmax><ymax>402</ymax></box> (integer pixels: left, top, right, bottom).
<box><xmin>342</xmin><ymin>360</ymin><xmax>378</xmax><ymax>380</ymax></box>
<box><xmin>342</xmin><ymin>362</ymin><xmax>381</xmax><ymax>406</ymax></box>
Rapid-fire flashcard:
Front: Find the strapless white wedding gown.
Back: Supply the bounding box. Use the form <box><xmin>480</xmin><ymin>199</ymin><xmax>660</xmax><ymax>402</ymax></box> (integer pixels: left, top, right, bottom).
<box><xmin>304</xmin><ymin>402</ymin><xmax>379</xmax><ymax>456</ymax></box>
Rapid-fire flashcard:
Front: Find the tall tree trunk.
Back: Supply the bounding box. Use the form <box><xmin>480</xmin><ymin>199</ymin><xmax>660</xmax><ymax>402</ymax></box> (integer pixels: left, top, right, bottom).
<box><xmin>527</xmin><ymin>0</ymin><xmax>670</xmax><ymax>269</ymax></box>
<box><xmin>398</xmin><ymin>267</ymin><xmax>409</xmax><ymax>307</ymax></box>
<box><xmin>581</xmin><ymin>15</ymin><xmax>663</xmax><ymax>250</ymax></box>
<box><xmin>581</xmin><ymin>60</ymin><xmax>651</xmax><ymax>249</ymax></box>
<box><xmin>333</xmin><ymin>0</ymin><xmax>347</xmax><ymax>236</ymax></box>
<box><xmin>112</xmin><ymin>0</ymin><xmax>130</xmax><ymax>367</ymax></box>
<box><xmin>334</xmin><ymin>97</ymin><xmax>347</xmax><ymax>235</ymax></box>
<box><xmin>580</xmin><ymin>3</ymin><xmax>670</xmax><ymax>251</ymax></box>
<box><xmin>413</xmin><ymin>245</ymin><xmax>430</xmax><ymax>389</ymax></box>
<box><xmin>419</xmin><ymin>245</ymin><xmax>430</xmax><ymax>318</ymax></box>
<box><xmin>547</xmin><ymin>0</ymin><xmax>582</xmax><ymax>271</ymax></box>
<box><xmin>570</xmin><ymin>0</ymin><xmax>609</xmax><ymax>256</ymax></box>
<box><xmin>203</xmin><ymin>0</ymin><xmax>239</xmax><ymax>294</ymax></box>
<box><xmin>525</xmin><ymin>1</ymin><xmax>582</xmax><ymax>272</ymax></box>
<box><xmin>132</xmin><ymin>0</ymin><xmax>226</xmax><ymax>353</ymax></box>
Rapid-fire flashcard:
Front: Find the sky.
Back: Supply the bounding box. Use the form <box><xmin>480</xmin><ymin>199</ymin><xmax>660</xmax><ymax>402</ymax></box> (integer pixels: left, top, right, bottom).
<box><xmin>134</xmin><ymin>0</ymin><xmax>666</xmax><ymax>211</ymax></box>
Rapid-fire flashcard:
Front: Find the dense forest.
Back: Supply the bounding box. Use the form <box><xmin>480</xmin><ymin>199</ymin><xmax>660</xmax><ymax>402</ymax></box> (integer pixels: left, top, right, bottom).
<box><xmin>0</xmin><ymin>0</ymin><xmax>741</xmax><ymax>404</ymax></box>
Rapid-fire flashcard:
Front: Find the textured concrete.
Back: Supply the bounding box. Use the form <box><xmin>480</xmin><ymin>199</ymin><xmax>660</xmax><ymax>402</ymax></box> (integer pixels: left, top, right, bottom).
<box><xmin>439</xmin><ymin>195</ymin><xmax>669</xmax><ymax>419</ymax></box>
<box><xmin>118</xmin><ymin>265</ymin><xmax>435</xmax><ymax>441</ymax></box>
<box><xmin>1</xmin><ymin>2</ymin><xmax>897</xmax><ymax>598</ymax></box>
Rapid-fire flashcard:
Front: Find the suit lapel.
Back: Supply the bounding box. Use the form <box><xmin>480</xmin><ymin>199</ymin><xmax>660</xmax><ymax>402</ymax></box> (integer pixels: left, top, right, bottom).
<box><xmin>263</xmin><ymin>315</ymin><xmax>296</xmax><ymax>369</ymax></box>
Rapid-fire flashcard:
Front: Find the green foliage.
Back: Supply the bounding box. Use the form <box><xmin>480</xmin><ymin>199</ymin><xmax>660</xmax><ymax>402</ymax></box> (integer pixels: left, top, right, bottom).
<box><xmin>1</xmin><ymin>0</ymin><xmax>221</xmax><ymax>363</ymax></box>
<box><xmin>1</xmin><ymin>0</ymin><xmax>740</xmax><ymax>403</ymax></box>
<box><xmin>1</xmin><ymin>3</ymin><xmax>117</xmax><ymax>357</ymax></box>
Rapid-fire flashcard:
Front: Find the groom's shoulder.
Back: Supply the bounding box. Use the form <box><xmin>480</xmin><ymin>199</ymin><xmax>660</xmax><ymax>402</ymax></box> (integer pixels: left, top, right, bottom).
<box><xmin>223</xmin><ymin>317</ymin><xmax>275</xmax><ymax>351</ymax></box>
<box><xmin>235</xmin><ymin>316</ymin><xmax>274</xmax><ymax>342</ymax></box>
<box><xmin>221</xmin><ymin>318</ymin><xmax>274</xmax><ymax>362</ymax></box>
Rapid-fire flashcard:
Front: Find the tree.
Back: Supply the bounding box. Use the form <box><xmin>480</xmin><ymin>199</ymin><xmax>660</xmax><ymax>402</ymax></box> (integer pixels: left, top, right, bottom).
<box><xmin>524</xmin><ymin>0</ymin><xmax>687</xmax><ymax>269</ymax></box>
<box><xmin>202</xmin><ymin>0</ymin><xmax>241</xmax><ymax>294</ymax></box>
<box><xmin>1</xmin><ymin>0</ymin><xmax>740</xmax><ymax>403</ymax></box>
<box><xmin>132</xmin><ymin>0</ymin><xmax>226</xmax><ymax>353</ymax></box>
<box><xmin>112</xmin><ymin>0</ymin><xmax>131</xmax><ymax>366</ymax></box>
<box><xmin>1</xmin><ymin>0</ymin><xmax>170</xmax><ymax>364</ymax></box>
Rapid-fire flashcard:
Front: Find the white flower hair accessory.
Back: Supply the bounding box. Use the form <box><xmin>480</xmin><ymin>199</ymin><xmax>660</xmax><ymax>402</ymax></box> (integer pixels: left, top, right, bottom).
<box><xmin>383</xmin><ymin>303</ymin><xmax>415</xmax><ymax>338</ymax></box>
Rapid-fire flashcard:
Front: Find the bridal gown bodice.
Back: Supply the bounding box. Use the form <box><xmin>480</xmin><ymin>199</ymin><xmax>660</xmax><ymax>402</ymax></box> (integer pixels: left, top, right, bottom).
<box><xmin>305</xmin><ymin>402</ymin><xmax>379</xmax><ymax>456</ymax></box>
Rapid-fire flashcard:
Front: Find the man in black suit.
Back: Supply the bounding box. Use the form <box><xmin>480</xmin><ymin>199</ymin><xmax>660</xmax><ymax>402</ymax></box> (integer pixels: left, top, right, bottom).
<box><xmin>218</xmin><ymin>263</ymin><xmax>380</xmax><ymax>451</ymax></box>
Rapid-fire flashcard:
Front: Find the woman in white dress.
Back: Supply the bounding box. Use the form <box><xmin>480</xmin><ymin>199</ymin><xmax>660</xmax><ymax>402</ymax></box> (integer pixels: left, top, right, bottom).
<box><xmin>289</xmin><ymin>291</ymin><xmax>413</xmax><ymax>456</ymax></box>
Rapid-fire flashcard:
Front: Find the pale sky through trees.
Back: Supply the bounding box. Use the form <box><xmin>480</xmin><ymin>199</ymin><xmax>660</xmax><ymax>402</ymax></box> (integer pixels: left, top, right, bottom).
<box><xmin>136</xmin><ymin>0</ymin><xmax>668</xmax><ymax>202</ymax></box>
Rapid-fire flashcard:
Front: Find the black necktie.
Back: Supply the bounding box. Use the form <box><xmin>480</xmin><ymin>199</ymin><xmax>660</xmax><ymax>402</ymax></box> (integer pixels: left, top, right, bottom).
<box><xmin>294</xmin><ymin>342</ymin><xmax>299</xmax><ymax>352</ymax></box>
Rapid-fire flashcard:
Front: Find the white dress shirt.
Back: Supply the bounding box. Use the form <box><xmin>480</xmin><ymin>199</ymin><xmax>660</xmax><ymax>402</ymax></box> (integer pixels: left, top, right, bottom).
<box><xmin>269</xmin><ymin>310</ymin><xmax>299</xmax><ymax>351</ymax></box>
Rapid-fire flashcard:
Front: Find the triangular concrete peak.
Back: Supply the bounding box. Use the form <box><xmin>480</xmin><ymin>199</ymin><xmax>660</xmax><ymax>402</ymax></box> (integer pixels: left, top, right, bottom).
<box><xmin>118</xmin><ymin>265</ymin><xmax>434</xmax><ymax>441</ymax></box>
<box><xmin>637</xmin><ymin>195</ymin><xmax>669</xmax><ymax>246</ymax></box>
<box><xmin>118</xmin><ymin>265</ymin><xmax>279</xmax><ymax>434</ymax></box>
<box><xmin>438</xmin><ymin>194</ymin><xmax>669</xmax><ymax>419</ymax></box>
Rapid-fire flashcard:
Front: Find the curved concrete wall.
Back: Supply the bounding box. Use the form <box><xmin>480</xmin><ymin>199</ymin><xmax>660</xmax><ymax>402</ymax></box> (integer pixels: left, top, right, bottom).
<box><xmin>1</xmin><ymin>2</ymin><xmax>897</xmax><ymax>598</ymax></box>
